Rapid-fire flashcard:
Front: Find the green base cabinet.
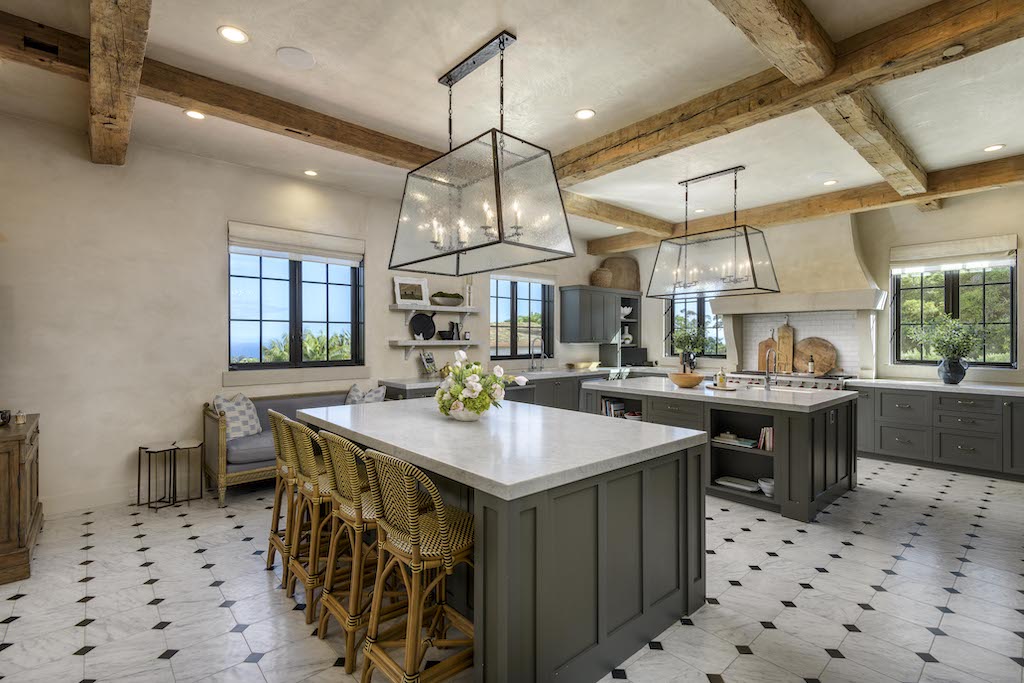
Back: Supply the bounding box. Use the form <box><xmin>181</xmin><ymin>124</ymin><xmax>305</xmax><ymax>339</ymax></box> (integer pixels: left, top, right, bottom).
<box><xmin>1005</xmin><ymin>399</ymin><xmax>1024</xmax><ymax>475</ymax></box>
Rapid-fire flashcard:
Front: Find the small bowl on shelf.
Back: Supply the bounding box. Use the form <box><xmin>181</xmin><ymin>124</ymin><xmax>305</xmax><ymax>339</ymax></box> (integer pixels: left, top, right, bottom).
<box><xmin>624</xmin><ymin>412</ymin><xmax>642</xmax><ymax>421</ymax></box>
<box><xmin>758</xmin><ymin>478</ymin><xmax>775</xmax><ymax>497</ymax></box>
<box><xmin>667</xmin><ymin>372</ymin><xmax>703</xmax><ymax>389</ymax></box>
<box><xmin>620</xmin><ymin>306</ymin><xmax>633</xmax><ymax>318</ymax></box>
<box><xmin>430</xmin><ymin>293</ymin><xmax>465</xmax><ymax>307</ymax></box>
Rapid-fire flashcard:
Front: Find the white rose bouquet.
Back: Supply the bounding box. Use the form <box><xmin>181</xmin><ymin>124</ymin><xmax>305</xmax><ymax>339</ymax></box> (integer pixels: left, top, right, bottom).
<box><xmin>435</xmin><ymin>350</ymin><xmax>527</xmax><ymax>420</ymax></box>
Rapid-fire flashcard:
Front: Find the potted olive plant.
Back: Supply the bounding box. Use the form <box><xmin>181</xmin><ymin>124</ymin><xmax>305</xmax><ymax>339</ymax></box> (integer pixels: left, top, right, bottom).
<box><xmin>907</xmin><ymin>314</ymin><xmax>984</xmax><ymax>385</ymax></box>
<box><xmin>673</xmin><ymin>322</ymin><xmax>705</xmax><ymax>374</ymax></box>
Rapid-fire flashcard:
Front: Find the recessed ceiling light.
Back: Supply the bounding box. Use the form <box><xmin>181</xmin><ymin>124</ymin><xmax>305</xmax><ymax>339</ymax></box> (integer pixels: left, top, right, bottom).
<box><xmin>277</xmin><ymin>46</ymin><xmax>316</xmax><ymax>70</ymax></box>
<box><xmin>574</xmin><ymin>109</ymin><xmax>596</xmax><ymax>120</ymax></box>
<box><xmin>218</xmin><ymin>25</ymin><xmax>249</xmax><ymax>44</ymax></box>
<box><xmin>694</xmin><ymin>208</ymin><xmax>706</xmax><ymax>214</ymax></box>
<box><xmin>615</xmin><ymin>225</ymin><xmax>624</xmax><ymax>230</ymax></box>
<box><xmin>184</xmin><ymin>109</ymin><xmax>206</xmax><ymax>120</ymax></box>
<box><xmin>823</xmin><ymin>179</ymin><xmax>839</xmax><ymax>186</ymax></box>
<box><xmin>303</xmin><ymin>170</ymin><xmax>318</xmax><ymax>177</ymax></box>
<box><xmin>984</xmin><ymin>144</ymin><xmax>1005</xmax><ymax>152</ymax></box>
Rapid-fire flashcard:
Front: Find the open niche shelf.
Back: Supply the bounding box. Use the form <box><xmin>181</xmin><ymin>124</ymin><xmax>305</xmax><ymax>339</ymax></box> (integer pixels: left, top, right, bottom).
<box><xmin>707</xmin><ymin>408</ymin><xmax>777</xmax><ymax>509</ymax></box>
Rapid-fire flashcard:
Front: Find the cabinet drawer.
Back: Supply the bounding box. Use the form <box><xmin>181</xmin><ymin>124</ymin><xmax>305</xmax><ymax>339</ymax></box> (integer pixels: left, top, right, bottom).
<box><xmin>934</xmin><ymin>394</ymin><xmax>1000</xmax><ymax>415</ymax></box>
<box><xmin>934</xmin><ymin>412</ymin><xmax>1001</xmax><ymax>433</ymax></box>
<box><xmin>877</xmin><ymin>391</ymin><xmax>930</xmax><ymax>425</ymax></box>
<box><xmin>876</xmin><ymin>424</ymin><xmax>931</xmax><ymax>461</ymax></box>
<box><xmin>935</xmin><ymin>431</ymin><xmax>1002</xmax><ymax>472</ymax></box>
<box><xmin>648</xmin><ymin>398</ymin><xmax>702</xmax><ymax>418</ymax></box>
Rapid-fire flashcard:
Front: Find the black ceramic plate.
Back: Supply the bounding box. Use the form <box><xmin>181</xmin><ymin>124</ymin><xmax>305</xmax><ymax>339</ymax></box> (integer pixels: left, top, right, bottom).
<box><xmin>409</xmin><ymin>312</ymin><xmax>436</xmax><ymax>340</ymax></box>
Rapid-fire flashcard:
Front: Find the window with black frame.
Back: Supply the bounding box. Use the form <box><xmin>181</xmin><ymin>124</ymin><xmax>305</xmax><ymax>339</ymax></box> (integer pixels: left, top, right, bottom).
<box><xmin>229</xmin><ymin>252</ymin><xmax>364</xmax><ymax>369</ymax></box>
<box><xmin>664</xmin><ymin>296</ymin><xmax>726</xmax><ymax>358</ymax></box>
<box><xmin>893</xmin><ymin>263</ymin><xmax>1016</xmax><ymax>367</ymax></box>
<box><xmin>490</xmin><ymin>277</ymin><xmax>553</xmax><ymax>360</ymax></box>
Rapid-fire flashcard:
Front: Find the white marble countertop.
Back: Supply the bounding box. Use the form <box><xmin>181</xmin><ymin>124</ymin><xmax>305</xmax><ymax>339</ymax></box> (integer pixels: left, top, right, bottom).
<box><xmin>378</xmin><ymin>366</ymin><xmax>683</xmax><ymax>391</ymax></box>
<box><xmin>583</xmin><ymin>377</ymin><xmax>858</xmax><ymax>413</ymax></box>
<box><xmin>846</xmin><ymin>378</ymin><xmax>1024</xmax><ymax>398</ymax></box>
<box><xmin>297</xmin><ymin>399</ymin><xmax>706</xmax><ymax>501</ymax></box>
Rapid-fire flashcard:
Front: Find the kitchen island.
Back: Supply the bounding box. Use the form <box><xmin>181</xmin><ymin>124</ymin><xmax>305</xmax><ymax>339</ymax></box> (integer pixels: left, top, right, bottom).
<box><xmin>581</xmin><ymin>377</ymin><xmax>859</xmax><ymax>522</ymax></box>
<box><xmin>298</xmin><ymin>399</ymin><xmax>707</xmax><ymax>683</ymax></box>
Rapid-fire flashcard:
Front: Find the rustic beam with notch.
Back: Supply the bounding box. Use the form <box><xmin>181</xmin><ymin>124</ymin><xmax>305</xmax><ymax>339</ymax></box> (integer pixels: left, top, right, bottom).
<box><xmin>88</xmin><ymin>0</ymin><xmax>152</xmax><ymax>165</ymax></box>
<box><xmin>587</xmin><ymin>154</ymin><xmax>1024</xmax><ymax>254</ymax></box>
<box><xmin>560</xmin><ymin>192</ymin><xmax>673</xmax><ymax>237</ymax></box>
<box><xmin>916</xmin><ymin>198</ymin><xmax>943</xmax><ymax>211</ymax></box>
<box><xmin>707</xmin><ymin>0</ymin><xmax>835</xmax><ymax>85</ymax></box>
<box><xmin>555</xmin><ymin>0</ymin><xmax>1024</xmax><ymax>187</ymax></box>
<box><xmin>814</xmin><ymin>91</ymin><xmax>928</xmax><ymax>195</ymax></box>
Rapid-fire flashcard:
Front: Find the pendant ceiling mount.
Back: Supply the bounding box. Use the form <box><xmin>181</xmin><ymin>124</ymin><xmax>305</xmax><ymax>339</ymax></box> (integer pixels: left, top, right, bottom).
<box><xmin>647</xmin><ymin>166</ymin><xmax>779</xmax><ymax>300</ymax></box>
<box><xmin>389</xmin><ymin>31</ymin><xmax>574</xmax><ymax>276</ymax></box>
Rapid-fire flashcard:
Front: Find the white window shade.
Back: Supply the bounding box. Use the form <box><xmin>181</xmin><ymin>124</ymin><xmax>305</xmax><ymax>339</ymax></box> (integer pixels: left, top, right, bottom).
<box><xmin>890</xmin><ymin>235</ymin><xmax>1017</xmax><ymax>274</ymax></box>
<box><xmin>227</xmin><ymin>221</ymin><xmax>365</xmax><ymax>267</ymax></box>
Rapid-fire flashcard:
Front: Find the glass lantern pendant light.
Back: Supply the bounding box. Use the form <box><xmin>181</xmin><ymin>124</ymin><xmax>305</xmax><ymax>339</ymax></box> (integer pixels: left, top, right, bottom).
<box><xmin>389</xmin><ymin>31</ymin><xmax>575</xmax><ymax>276</ymax></box>
<box><xmin>647</xmin><ymin>166</ymin><xmax>779</xmax><ymax>300</ymax></box>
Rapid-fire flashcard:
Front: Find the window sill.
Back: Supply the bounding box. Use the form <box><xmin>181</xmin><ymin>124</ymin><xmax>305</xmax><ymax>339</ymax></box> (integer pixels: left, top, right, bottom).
<box><xmin>222</xmin><ymin>365</ymin><xmax>371</xmax><ymax>387</ymax></box>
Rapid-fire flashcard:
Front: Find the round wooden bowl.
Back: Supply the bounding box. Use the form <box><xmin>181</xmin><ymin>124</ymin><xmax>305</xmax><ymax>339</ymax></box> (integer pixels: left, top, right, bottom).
<box><xmin>667</xmin><ymin>372</ymin><xmax>703</xmax><ymax>389</ymax></box>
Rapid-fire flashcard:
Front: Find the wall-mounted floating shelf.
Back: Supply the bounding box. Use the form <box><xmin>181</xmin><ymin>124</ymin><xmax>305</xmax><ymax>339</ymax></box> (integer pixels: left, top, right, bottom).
<box><xmin>388</xmin><ymin>303</ymin><xmax>480</xmax><ymax>326</ymax></box>
<box><xmin>388</xmin><ymin>338</ymin><xmax>480</xmax><ymax>360</ymax></box>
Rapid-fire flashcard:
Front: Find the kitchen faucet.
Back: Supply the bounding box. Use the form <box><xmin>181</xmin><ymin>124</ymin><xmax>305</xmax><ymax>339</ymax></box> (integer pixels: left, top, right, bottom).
<box><xmin>529</xmin><ymin>337</ymin><xmax>545</xmax><ymax>371</ymax></box>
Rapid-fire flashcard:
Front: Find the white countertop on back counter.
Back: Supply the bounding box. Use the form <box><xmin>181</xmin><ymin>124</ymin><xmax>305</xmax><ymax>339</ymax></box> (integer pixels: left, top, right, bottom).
<box><xmin>846</xmin><ymin>378</ymin><xmax>1024</xmax><ymax>397</ymax></box>
<box><xmin>583</xmin><ymin>377</ymin><xmax>858</xmax><ymax>413</ymax></box>
<box><xmin>378</xmin><ymin>366</ymin><xmax>683</xmax><ymax>391</ymax></box>
<box><xmin>297</xmin><ymin>399</ymin><xmax>706</xmax><ymax>501</ymax></box>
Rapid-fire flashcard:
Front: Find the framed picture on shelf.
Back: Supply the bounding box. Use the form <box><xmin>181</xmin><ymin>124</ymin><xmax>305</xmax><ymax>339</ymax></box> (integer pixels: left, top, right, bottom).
<box><xmin>394</xmin><ymin>277</ymin><xmax>430</xmax><ymax>305</ymax></box>
<box><xmin>420</xmin><ymin>351</ymin><xmax>437</xmax><ymax>375</ymax></box>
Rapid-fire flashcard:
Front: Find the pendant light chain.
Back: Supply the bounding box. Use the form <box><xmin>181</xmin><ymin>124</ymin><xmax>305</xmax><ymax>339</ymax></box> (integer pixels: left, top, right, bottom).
<box><xmin>448</xmin><ymin>85</ymin><xmax>453</xmax><ymax>152</ymax></box>
<box><xmin>499</xmin><ymin>43</ymin><xmax>505</xmax><ymax>132</ymax></box>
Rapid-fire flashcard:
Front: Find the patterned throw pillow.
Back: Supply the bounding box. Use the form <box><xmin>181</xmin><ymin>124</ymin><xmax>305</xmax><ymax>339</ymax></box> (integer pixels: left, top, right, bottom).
<box><xmin>345</xmin><ymin>384</ymin><xmax>387</xmax><ymax>405</ymax></box>
<box><xmin>213</xmin><ymin>393</ymin><xmax>263</xmax><ymax>440</ymax></box>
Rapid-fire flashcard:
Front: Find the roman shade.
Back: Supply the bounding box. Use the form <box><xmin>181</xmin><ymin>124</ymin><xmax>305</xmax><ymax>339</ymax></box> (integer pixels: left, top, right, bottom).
<box><xmin>890</xmin><ymin>234</ymin><xmax>1017</xmax><ymax>274</ymax></box>
<box><xmin>228</xmin><ymin>221</ymin><xmax>365</xmax><ymax>267</ymax></box>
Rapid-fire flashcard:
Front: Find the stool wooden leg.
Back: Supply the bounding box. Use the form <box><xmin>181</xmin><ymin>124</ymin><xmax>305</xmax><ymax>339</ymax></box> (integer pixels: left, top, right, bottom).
<box><xmin>361</xmin><ymin>542</ymin><xmax>390</xmax><ymax>682</ymax></box>
<box><xmin>265</xmin><ymin>473</ymin><xmax>284</xmax><ymax>570</ymax></box>
<box><xmin>403</xmin><ymin>566</ymin><xmax>424</xmax><ymax>680</ymax></box>
<box><xmin>317</xmin><ymin>514</ymin><xmax>341</xmax><ymax>638</ymax></box>
<box><xmin>343</xmin><ymin>524</ymin><xmax>366</xmax><ymax>674</ymax></box>
<box><xmin>286</xmin><ymin>496</ymin><xmax>309</xmax><ymax>598</ymax></box>
<box><xmin>304</xmin><ymin>501</ymin><xmax>328</xmax><ymax>623</ymax></box>
<box><xmin>280</xmin><ymin>483</ymin><xmax>295</xmax><ymax>589</ymax></box>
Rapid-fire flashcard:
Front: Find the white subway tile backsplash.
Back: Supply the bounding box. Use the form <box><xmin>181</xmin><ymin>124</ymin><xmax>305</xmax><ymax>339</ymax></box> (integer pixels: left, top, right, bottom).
<box><xmin>741</xmin><ymin>311</ymin><xmax>859</xmax><ymax>374</ymax></box>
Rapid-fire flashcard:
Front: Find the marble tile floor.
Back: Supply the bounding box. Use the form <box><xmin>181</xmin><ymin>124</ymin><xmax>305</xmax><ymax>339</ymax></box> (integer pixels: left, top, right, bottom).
<box><xmin>0</xmin><ymin>457</ymin><xmax>1021</xmax><ymax>682</ymax></box>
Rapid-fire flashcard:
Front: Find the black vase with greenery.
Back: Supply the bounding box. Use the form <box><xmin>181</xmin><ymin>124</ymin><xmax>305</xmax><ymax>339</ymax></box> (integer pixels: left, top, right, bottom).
<box><xmin>907</xmin><ymin>314</ymin><xmax>983</xmax><ymax>385</ymax></box>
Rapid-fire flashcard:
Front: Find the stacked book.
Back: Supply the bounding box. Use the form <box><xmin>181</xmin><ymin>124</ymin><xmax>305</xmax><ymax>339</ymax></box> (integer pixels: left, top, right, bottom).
<box><xmin>757</xmin><ymin>427</ymin><xmax>775</xmax><ymax>452</ymax></box>
<box><xmin>600</xmin><ymin>398</ymin><xmax>627</xmax><ymax>418</ymax></box>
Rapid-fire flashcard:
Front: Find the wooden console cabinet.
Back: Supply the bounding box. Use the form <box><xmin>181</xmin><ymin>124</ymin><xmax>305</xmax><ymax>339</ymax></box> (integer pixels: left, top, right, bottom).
<box><xmin>0</xmin><ymin>414</ymin><xmax>43</xmax><ymax>584</ymax></box>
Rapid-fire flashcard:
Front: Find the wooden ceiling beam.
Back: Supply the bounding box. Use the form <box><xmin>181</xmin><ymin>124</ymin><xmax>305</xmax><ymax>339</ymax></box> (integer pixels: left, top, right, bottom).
<box><xmin>916</xmin><ymin>198</ymin><xmax>944</xmax><ymax>211</ymax></box>
<box><xmin>560</xmin><ymin>192</ymin><xmax>673</xmax><ymax>237</ymax></box>
<box><xmin>88</xmin><ymin>0</ymin><xmax>152</xmax><ymax>165</ymax></box>
<box><xmin>554</xmin><ymin>0</ymin><xmax>1024</xmax><ymax>187</ymax></box>
<box><xmin>707</xmin><ymin>0</ymin><xmax>835</xmax><ymax>85</ymax></box>
<box><xmin>587</xmin><ymin>154</ymin><xmax>1024</xmax><ymax>254</ymax></box>
<box><xmin>814</xmin><ymin>91</ymin><xmax>928</xmax><ymax>195</ymax></box>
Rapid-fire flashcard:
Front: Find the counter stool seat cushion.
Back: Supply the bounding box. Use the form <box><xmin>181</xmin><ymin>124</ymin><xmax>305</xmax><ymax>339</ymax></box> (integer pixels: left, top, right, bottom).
<box><xmin>385</xmin><ymin>506</ymin><xmax>475</xmax><ymax>561</ymax></box>
<box><xmin>226</xmin><ymin>458</ymin><xmax>275</xmax><ymax>473</ymax></box>
<box><xmin>226</xmin><ymin>431</ymin><xmax>275</xmax><ymax>465</ymax></box>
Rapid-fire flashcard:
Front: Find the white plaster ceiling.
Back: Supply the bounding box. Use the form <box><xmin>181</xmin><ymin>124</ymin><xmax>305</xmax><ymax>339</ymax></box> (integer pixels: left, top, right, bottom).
<box><xmin>568</xmin><ymin>108</ymin><xmax>888</xmax><ymax>222</ymax></box>
<box><xmin>871</xmin><ymin>39</ymin><xmax>1024</xmax><ymax>172</ymax></box>
<box><xmin>802</xmin><ymin>0</ymin><xmax>937</xmax><ymax>41</ymax></box>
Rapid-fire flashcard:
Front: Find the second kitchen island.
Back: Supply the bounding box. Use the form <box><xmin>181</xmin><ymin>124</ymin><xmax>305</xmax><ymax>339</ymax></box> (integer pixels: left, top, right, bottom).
<box><xmin>581</xmin><ymin>377</ymin><xmax>858</xmax><ymax>522</ymax></box>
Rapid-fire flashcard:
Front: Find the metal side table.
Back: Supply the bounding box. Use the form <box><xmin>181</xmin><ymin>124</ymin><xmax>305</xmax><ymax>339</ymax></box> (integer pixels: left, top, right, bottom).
<box><xmin>137</xmin><ymin>440</ymin><xmax>204</xmax><ymax>510</ymax></box>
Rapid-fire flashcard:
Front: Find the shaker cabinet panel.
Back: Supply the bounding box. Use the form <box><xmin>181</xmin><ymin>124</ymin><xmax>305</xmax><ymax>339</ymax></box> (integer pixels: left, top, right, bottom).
<box><xmin>559</xmin><ymin>286</ymin><xmax>637</xmax><ymax>344</ymax></box>
<box><xmin>856</xmin><ymin>389</ymin><xmax>875</xmax><ymax>453</ymax></box>
<box><xmin>1004</xmin><ymin>399</ymin><xmax>1024</xmax><ymax>475</ymax></box>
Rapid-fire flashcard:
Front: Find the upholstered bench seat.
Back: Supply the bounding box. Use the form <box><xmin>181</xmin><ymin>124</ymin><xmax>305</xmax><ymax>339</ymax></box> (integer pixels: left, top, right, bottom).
<box><xmin>226</xmin><ymin>431</ymin><xmax>275</xmax><ymax>464</ymax></box>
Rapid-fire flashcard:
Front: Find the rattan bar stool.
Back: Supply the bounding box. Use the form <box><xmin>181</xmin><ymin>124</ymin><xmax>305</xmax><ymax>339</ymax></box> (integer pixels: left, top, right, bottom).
<box><xmin>360</xmin><ymin>449</ymin><xmax>475</xmax><ymax>683</ymax></box>
<box><xmin>284</xmin><ymin>417</ymin><xmax>336</xmax><ymax>623</ymax></box>
<box><xmin>266</xmin><ymin>410</ymin><xmax>301</xmax><ymax>588</ymax></box>
<box><xmin>318</xmin><ymin>432</ymin><xmax>430</xmax><ymax>674</ymax></box>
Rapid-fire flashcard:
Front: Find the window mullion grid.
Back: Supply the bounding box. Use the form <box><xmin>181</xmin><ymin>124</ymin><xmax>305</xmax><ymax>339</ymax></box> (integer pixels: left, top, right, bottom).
<box><xmin>510</xmin><ymin>282</ymin><xmax>518</xmax><ymax>358</ymax></box>
<box><xmin>290</xmin><ymin>261</ymin><xmax>301</xmax><ymax>368</ymax></box>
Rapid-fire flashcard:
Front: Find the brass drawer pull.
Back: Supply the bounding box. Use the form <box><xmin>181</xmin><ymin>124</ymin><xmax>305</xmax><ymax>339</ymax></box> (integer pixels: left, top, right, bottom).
<box><xmin>895</xmin><ymin>437</ymin><xmax>912</xmax><ymax>445</ymax></box>
<box><xmin>895</xmin><ymin>404</ymin><xmax>911</xmax><ymax>409</ymax></box>
<box><xmin>956</xmin><ymin>445</ymin><xmax>976</xmax><ymax>452</ymax></box>
<box><xmin>956</xmin><ymin>400</ymin><xmax>975</xmax><ymax>406</ymax></box>
<box><xmin>957</xmin><ymin>418</ymin><xmax>975</xmax><ymax>424</ymax></box>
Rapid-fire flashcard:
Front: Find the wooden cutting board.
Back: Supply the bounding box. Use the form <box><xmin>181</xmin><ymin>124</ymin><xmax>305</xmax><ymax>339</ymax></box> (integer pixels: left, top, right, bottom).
<box><xmin>794</xmin><ymin>337</ymin><xmax>837</xmax><ymax>376</ymax></box>
<box><xmin>776</xmin><ymin>323</ymin><xmax>795</xmax><ymax>374</ymax></box>
<box><xmin>756</xmin><ymin>338</ymin><xmax>777</xmax><ymax>372</ymax></box>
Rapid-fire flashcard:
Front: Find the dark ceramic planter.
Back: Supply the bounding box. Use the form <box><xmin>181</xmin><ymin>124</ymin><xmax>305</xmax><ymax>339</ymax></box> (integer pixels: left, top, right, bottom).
<box><xmin>938</xmin><ymin>358</ymin><xmax>968</xmax><ymax>385</ymax></box>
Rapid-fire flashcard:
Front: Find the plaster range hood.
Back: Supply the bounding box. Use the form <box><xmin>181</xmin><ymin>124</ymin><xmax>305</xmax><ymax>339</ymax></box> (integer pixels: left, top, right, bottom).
<box><xmin>709</xmin><ymin>214</ymin><xmax>887</xmax><ymax>315</ymax></box>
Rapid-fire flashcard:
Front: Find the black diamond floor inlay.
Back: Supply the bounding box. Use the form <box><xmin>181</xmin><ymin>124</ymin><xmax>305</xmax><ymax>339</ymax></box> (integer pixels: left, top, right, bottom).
<box><xmin>73</xmin><ymin>646</ymin><xmax>95</xmax><ymax>656</ymax></box>
<box><xmin>825</xmin><ymin>649</ymin><xmax>844</xmax><ymax>659</ymax></box>
<box><xmin>611</xmin><ymin>669</ymin><xmax>627</xmax><ymax>679</ymax></box>
<box><xmin>917</xmin><ymin>652</ymin><xmax>939</xmax><ymax>663</ymax></box>
<box><xmin>244</xmin><ymin>652</ymin><xmax>264</xmax><ymax>663</ymax></box>
<box><xmin>158</xmin><ymin>649</ymin><xmax>178</xmax><ymax>659</ymax></box>
<box><xmin>152</xmin><ymin>621</ymin><xmax>171</xmax><ymax>630</ymax></box>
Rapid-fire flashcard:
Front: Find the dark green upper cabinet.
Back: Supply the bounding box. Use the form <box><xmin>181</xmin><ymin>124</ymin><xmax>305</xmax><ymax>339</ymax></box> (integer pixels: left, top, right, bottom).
<box><xmin>560</xmin><ymin>286</ymin><xmax>636</xmax><ymax>344</ymax></box>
